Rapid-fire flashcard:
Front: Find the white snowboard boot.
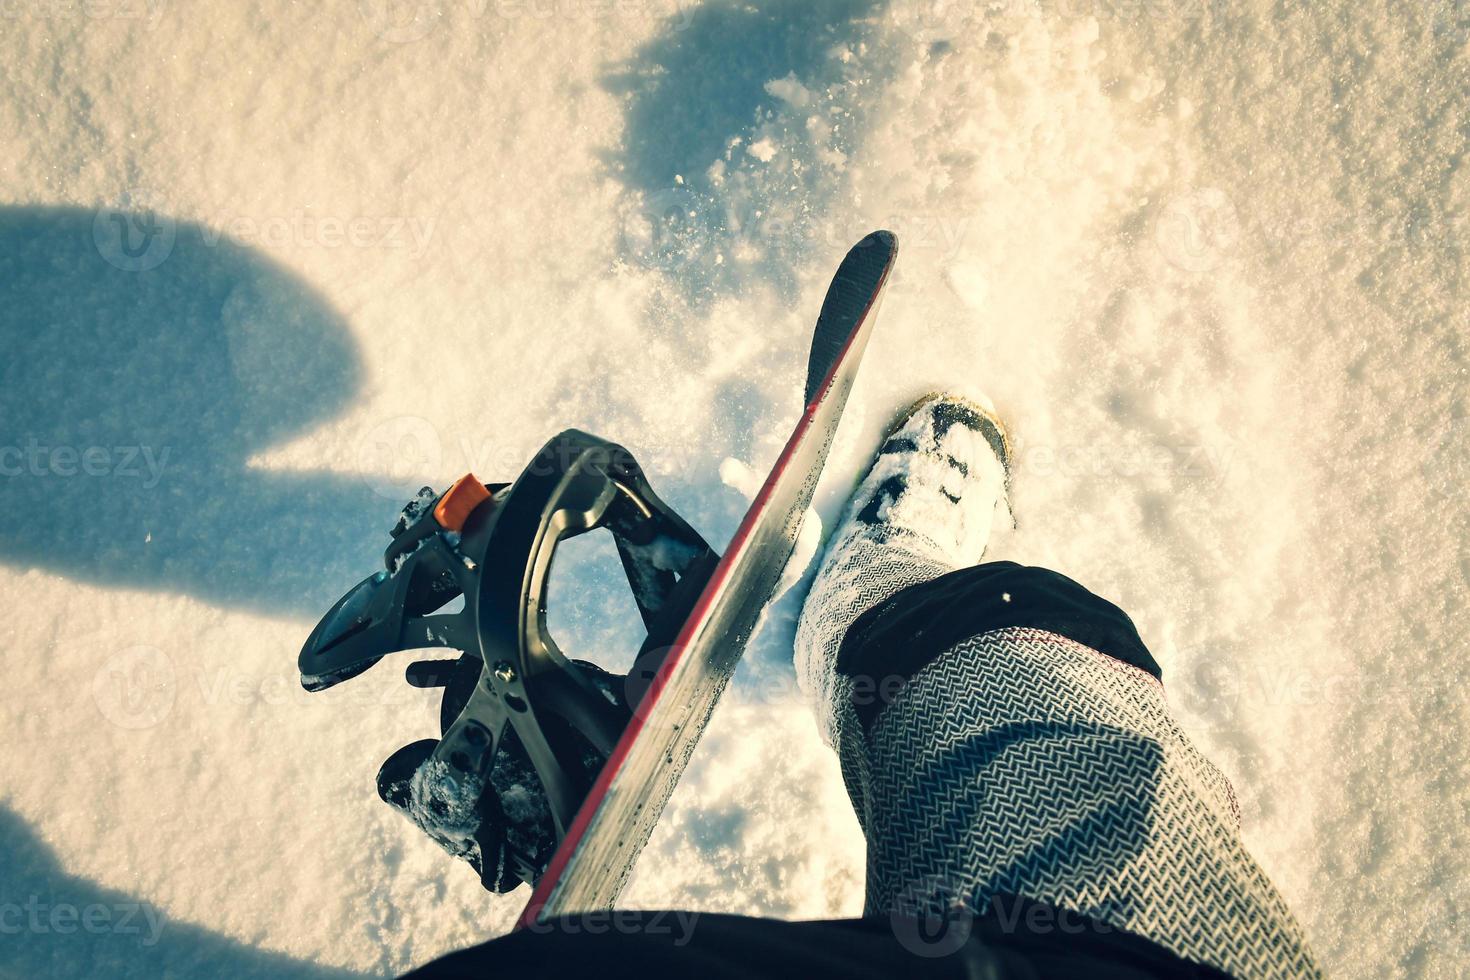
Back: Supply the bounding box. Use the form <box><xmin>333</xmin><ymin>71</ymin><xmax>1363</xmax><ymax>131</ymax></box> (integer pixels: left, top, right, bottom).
<box><xmin>794</xmin><ymin>393</ymin><xmax>1011</xmax><ymax>743</ymax></box>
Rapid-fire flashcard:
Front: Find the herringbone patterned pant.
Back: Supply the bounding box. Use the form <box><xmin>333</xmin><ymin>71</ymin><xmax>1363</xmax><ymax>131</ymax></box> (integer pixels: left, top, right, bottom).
<box><xmin>798</xmin><ymin>545</ymin><xmax>1322</xmax><ymax>978</ymax></box>
<box><xmin>831</xmin><ymin>627</ymin><xmax>1321</xmax><ymax>979</ymax></box>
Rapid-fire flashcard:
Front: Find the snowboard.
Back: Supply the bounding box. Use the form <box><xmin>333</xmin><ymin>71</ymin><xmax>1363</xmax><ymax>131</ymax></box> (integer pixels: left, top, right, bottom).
<box><xmin>297</xmin><ymin>230</ymin><xmax>898</xmax><ymax>920</ymax></box>
<box><xmin>520</xmin><ymin>230</ymin><xmax>899</xmax><ymax>924</ymax></box>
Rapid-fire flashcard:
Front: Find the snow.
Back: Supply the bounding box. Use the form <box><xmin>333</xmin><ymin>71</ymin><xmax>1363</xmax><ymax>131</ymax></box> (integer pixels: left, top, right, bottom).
<box><xmin>0</xmin><ymin>1</ymin><xmax>1465</xmax><ymax>977</ymax></box>
<box><xmin>746</xmin><ymin>137</ymin><xmax>779</xmax><ymax>162</ymax></box>
<box><xmin>405</xmin><ymin>760</ymin><xmax>486</xmax><ymax>861</ymax></box>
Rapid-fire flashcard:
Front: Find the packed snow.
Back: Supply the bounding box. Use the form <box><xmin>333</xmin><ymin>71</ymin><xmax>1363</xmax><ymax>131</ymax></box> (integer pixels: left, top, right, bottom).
<box><xmin>1</xmin><ymin>1</ymin><xmax>1465</xmax><ymax>977</ymax></box>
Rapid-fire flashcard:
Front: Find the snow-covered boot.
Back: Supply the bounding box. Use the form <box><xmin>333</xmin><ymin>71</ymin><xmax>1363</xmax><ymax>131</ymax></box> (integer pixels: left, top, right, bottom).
<box><xmin>794</xmin><ymin>393</ymin><xmax>1011</xmax><ymax>744</ymax></box>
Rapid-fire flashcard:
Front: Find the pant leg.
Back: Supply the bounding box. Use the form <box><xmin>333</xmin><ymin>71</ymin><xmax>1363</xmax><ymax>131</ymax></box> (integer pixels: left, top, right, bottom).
<box><xmin>825</xmin><ymin>562</ymin><xmax>1322</xmax><ymax>980</ymax></box>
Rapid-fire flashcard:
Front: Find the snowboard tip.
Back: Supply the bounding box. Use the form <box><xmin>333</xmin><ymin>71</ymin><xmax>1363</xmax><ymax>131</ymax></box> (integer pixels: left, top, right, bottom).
<box><xmin>854</xmin><ymin>228</ymin><xmax>898</xmax><ymax>254</ymax></box>
<box><xmin>803</xmin><ymin>231</ymin><xmax>901</xmax><ymax>406</ymax></box>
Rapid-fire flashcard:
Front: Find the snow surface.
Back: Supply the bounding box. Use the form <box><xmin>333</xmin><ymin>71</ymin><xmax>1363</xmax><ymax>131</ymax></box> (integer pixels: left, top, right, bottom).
<box><xmin>1</xmin><ymin>1</ymin><xmax>1466</xmax><ymax>976</ymax></box>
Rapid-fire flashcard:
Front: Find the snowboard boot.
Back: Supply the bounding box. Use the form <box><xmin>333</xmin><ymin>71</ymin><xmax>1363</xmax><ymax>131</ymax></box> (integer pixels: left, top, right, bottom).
<box><xmin>794</xmin><ymin>393</ymin><xmax>1011</xmax><ymax>744</ymax></box>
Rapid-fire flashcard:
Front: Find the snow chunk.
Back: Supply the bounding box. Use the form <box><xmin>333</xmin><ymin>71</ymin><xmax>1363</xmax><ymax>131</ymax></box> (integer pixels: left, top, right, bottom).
<box><xmin>746</xmin><ymin>138</ymin><xmax>779</xmax><ymax>163</ymax></box>
<box><xmin>719</xmin><ymin>457</ymin><xmax>760</xmax><ymax>500</ymax></box>
<box><xmin>764</xmin><ymin>73</ymin><xmax>813</xmax><ymax>107</ymax></box>
<box><xmin>408</xmin><ymin>759</ymin><xmax>485</xmax><ymax>861</ymax></box>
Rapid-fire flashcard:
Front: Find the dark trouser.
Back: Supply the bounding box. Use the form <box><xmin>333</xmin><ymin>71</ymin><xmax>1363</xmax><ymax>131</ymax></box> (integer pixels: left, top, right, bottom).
<box><xmin>404</xmin><ymin>904</ymin><xmax>1230</xmax><ymax>978</ymax></box>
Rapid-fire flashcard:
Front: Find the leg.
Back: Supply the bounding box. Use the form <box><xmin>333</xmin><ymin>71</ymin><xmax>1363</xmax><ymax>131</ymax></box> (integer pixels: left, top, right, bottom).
<box><xmin>795</xmin><ymin>395</ymin><xmax>1321</xmax><ymax>980</ymax></box>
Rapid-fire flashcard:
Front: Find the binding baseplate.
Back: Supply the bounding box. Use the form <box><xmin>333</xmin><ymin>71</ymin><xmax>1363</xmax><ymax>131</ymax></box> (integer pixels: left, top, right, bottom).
<box><xmin>299</xmin><ymin>429</ymin><xmax>716</xmax><ymax>890</ymax></box>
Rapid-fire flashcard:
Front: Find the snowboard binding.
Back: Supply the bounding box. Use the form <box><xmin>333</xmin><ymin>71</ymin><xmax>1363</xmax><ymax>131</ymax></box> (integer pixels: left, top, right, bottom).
<box><xmin>299</xmin><ymin>430</ymin><xmax>717</xmax><ymax>891</ymax></box>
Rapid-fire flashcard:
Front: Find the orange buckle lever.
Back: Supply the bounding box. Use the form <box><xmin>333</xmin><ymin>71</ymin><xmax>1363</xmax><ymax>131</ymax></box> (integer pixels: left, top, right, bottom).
<box><xmin>434</xmin><ymin>473</ymin><xmax>492</xmax><ymax>532</ymax></box>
